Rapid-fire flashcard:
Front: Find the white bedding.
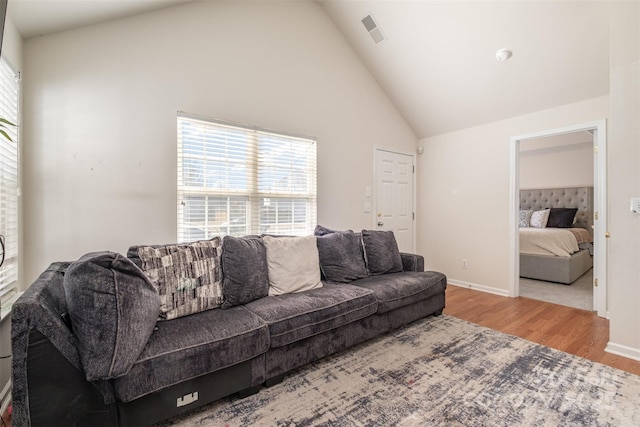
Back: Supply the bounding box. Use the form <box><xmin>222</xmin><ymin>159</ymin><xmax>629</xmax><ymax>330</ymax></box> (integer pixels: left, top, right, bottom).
<box><xmin>519</xmin><ymin>228</ymin><xmax>579</xmax><ymax>257</ymax></box>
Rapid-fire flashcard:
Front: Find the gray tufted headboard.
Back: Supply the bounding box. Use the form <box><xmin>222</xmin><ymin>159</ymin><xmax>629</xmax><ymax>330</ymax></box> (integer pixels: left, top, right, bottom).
<box><xmin>519</xmin><ymin>186</ymin><xmax>593</xmax><ymax>233</ymax></box>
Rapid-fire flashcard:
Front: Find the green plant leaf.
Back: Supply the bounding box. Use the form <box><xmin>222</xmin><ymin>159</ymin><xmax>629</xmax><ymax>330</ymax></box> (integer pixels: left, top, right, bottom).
<box><xmin>0</xmin><ymin>129</ymin><xmax>13</xmax><ymax>142</ymax></box>
<box><xmin>0</xmin><ymin>118</ymin><xmax>15</xmax><ymax>127</ymax></box>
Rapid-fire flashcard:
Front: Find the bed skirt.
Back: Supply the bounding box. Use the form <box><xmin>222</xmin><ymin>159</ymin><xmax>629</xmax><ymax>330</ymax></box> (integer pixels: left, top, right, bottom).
<box><xmin>520</xmin><ymin>249</ymin><xmax>592</xmax><ymax>285</ymax></box>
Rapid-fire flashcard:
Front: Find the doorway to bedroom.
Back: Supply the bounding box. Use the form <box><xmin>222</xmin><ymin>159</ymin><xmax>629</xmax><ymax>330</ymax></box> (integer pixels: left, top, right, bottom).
<box><xmin>509</xmin><ymin>121</ymin><xmax>607</xmax><ymax>318</ymax></box>
<box><xmin>519</xmin><ymin>134</ymin><xmax>594</xmax><ymax>311</ymax></box>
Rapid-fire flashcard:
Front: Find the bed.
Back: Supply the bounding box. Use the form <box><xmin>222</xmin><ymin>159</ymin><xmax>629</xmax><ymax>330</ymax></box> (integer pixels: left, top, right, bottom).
<box><xmin>519</xmin><ymin>186</ymin><xmax>594</xmax><ymax>284</ymax></box>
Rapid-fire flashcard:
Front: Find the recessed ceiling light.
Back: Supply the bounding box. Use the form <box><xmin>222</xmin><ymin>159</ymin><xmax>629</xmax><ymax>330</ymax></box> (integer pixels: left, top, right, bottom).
<box><xmin>496</xmin><ymin>49</ymin><xmax>513</xmax><ymax>62</ymax></box>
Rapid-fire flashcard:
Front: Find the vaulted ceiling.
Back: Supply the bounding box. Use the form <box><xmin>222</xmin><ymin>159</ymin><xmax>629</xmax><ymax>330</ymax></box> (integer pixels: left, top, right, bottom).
<box><xmin>9</xmin><ymin>0</ymin><xmax>611</xmax><ymax>139</ymax></box>
<box><xmin>320</xmin><ymin>1</ymin><xmax>610</xmax><ymax>138</ymax></box>
<box><xmin>8</xmin><ymin>0</ymin><xmax>196</xmax><ymax>38</ymax></box>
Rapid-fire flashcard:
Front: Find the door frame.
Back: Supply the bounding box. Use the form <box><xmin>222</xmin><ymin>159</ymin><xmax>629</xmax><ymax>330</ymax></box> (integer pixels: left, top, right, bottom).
<box><xmin>373</xmin><ymin>147</ymin><xmax>417</xmax><ymax>253</ymax></box>
<box><xmin>508</xmin><ymin>120</ymin><xmax>607</xmax><ymax>317</ymax></box>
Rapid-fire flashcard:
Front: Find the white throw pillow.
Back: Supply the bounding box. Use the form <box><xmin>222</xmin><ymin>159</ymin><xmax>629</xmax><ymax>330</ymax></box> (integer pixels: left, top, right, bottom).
<box><xmin>530</xmin><ymin>209</ymin><xmax>551</xmax><ymax>228</ymax></box>
<box><xmin>263</xmin><ymin>235</ymin><xmax>322</xmax><ymax>295</ymax></box>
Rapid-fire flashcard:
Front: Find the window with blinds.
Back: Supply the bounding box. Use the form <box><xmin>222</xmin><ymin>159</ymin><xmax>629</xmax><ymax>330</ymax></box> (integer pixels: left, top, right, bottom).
<box><xmin>0</xmin><ymin>57</ymin><xmax>19</xmax><ymax>319</ymax></box>
<box><xmin>177</xmin><ymin>114</ymin><xmax>317</xmax><ymax>242</ymax></box>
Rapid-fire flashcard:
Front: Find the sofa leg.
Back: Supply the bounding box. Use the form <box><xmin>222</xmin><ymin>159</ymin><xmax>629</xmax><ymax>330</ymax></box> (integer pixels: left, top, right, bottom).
<box><xmin>433</xmin><ymin>308</ymin><xmax>444</xmax><ymax>316</ymax></box>
<box><xmin>264</xmin><ymin>374</ymin><xmax>286</xmax><ymax>388</ymax></box>
<box><xmin>237</xmin><ymin>384</ymin><xmax>261</xmax><ymax>399</ymax></box>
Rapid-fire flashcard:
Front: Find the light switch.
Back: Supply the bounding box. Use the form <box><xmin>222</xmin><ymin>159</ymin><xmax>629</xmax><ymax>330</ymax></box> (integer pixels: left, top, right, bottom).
<box><xmin>364</xmin><ymin>203</ymin><xmax>372</xmax><ymax>213</ymax></box>
<box><xmin>365</xmin><ymin>186</ymin><xmax>372</xmax><ymax>198</ymax></box>
<box><xmin>631</xmin><ymin>198</ymin><xmax>640</xmax><ymax>213</ymax></box>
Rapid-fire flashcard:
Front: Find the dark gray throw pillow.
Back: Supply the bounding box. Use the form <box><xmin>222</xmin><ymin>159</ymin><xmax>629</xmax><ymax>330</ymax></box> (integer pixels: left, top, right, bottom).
<box><xmin>316</xmin><ymin>231</ymin><xmax>368</xmax><ymax>283</ymax></box>
<box><xmin>63</xmin><ymin>251</ymin><xmax>160</xmax><ymax>381</ymax></box>
<box><xmin>221</xmin><ymin>235</ymin><xmax>270</xmax><ymax>308</ymax></box>
<box><xmin>361</xmin><ymin>230</ymin><xmax>403</xmax><ymax>275</ymax></box>
<box><xmin>547</xmin><ymin>208</ymin><xmax>579</xmax><ymax>228</ymax></box>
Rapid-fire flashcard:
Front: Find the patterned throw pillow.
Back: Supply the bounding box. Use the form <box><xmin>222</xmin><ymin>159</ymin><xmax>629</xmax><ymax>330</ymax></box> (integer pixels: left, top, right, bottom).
<box><xmin>135</xmin><ymin>238</ymin><xmax>223</xmax><ymax>320</ymax></box>
<box><xmin>530</xmin><ymin>209</ymin><xmax>551</xmax><ymax>228</ymax></box>
<box><xmin>519</xmin><ymin>210</ymin><xmax>533</xmax><ymax>228</ymax></box>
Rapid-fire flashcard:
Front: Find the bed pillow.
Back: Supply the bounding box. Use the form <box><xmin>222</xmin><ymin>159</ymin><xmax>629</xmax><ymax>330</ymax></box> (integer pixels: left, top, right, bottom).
<box><xmin>316</xmin><ymin>231</ymin><xmax>368</xmax><ymax>283</ymax></box>
<box><xmin>221</xmin><ymin>235</ymin><xmax>269</xmax><ymax>308</ymax></box>
<box><xmin>530</xmin><ymin>209</ymin><xmax>551</xmax><ymax>228</ymax></box>
<box><xmin>134</xmin><ymin>238</ymin><xmax>223</xmax><ymax>320</ymax></box>
<box><xmin>263</xmin><ymin>235</ymin><xmax>322</xmax><ymax>295</ymax></box>
<box><xmin>519</xmin><ymin>210</ymin><xmax>534</xmax><ymax>228</ymax></box>
<box><xmin>547</xmin><ymin>208</ymin><xmax>579</xmax><ymax>228</ymax></box>
<box><xmin>63</xmin><ymin>251</ymin><xmax>160</xmax><ymax>381</ymax></box>
<box><xmin>361</xmin><ymin>230</ymin><xmax>403</xmax><ymax>275</ymax></box>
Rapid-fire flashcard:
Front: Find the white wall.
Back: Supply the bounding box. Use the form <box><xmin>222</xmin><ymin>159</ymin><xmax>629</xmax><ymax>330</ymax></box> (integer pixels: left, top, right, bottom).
<box><xmin>606</xmin><ymin>1</ymin><xmax>640</xmax><ymax>359</ymax></box>
<box><xmin>21</xmin><ymin>1</ymin><xmax>417</xmax><ymax>286</ymax></box>
<box><xmin>519</xmin><ymin>139</ymin><xmax>593</xmax><ymax>189</ymax></box>
<box><xmin>416</xmin><ymin>95</ymin><xmax>608</xmax><ymax>294</ymax></box>
<box><xmin>3</xmin><ymin>11</ymin><xmax>21</xmax><ymax>69</ymax></box>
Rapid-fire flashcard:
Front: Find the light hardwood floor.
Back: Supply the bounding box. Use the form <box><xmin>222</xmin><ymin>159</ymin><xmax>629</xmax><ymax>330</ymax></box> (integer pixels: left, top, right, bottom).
<box><xmin>2</xmin><ymin>283</ymin><xmax>639</xmax><ymax>426</ymax></box>
<box><xmin>445</xmin><ymin>284</ymin><xmax>640</xmax><ymax>375</ymax></box>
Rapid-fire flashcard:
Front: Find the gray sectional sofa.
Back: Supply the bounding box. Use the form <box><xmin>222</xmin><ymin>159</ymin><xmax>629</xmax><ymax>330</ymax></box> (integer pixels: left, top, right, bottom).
<box><xmin>11</xmin><ymin>228</ymin><xmax>447</xmax><ymax>426</ymax></box>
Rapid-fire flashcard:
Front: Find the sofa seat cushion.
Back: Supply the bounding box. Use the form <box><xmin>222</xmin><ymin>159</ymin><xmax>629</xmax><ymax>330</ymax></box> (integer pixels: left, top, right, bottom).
<box><xmin>351</xmin><ymin>271</ymin><xmax>447</xmax><ymax>314</ymax></box>
<box><xmin>113</xmin><ymin>306</ymin><xmax>269</xmax><ymax>402</ymax></box>
<box><xmin>245</xmin><ymin>284</ymin><xmax>377</xmax><ymax>348</ymax></box>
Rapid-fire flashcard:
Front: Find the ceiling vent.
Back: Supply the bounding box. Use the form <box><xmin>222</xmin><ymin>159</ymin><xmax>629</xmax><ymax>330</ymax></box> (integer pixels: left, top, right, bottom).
<box><xmin>361</xmin><ymin>14</ymin><xmax>386</xmax><ymax>44</ymax></box>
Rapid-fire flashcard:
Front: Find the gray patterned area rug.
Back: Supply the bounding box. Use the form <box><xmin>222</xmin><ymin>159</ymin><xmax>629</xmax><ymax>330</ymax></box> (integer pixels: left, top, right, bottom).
<box><xmin>158</xmin><ymin>315</ymin><xmax>640</xmax><ymax>426</ymax></box>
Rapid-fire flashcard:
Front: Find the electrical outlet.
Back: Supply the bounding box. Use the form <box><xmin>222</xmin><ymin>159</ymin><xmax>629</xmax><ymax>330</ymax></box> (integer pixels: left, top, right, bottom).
<box><xmin>462</xmin><ymin>259</ymin><xmax>468</xmax><ymax>269</ymax></box>
<box><xmin>631</xmin><ymin>198</ymin><xmax>640</xmax><ymax>213</ymax></box>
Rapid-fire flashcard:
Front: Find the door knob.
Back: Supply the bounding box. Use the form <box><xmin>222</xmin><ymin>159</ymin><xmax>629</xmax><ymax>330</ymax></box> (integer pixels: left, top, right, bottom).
<box><xmin>377</xmin><ymin>221</ymin><xmax>384</xmax><ymax>226</ymax></box>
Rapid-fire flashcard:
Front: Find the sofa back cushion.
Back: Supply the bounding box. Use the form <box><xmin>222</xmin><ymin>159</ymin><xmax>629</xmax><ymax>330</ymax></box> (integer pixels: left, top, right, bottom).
<box><xmin>361</xmin><ymin>230</ymin><xmax>403</xmax><ymax>275</ymax></box>
<box><xmin>133</xmin><ymin>238</ymin><xmax>223</xmax><ymax>320</ymax></box>
<box><xmin>316</xmin><ymin>231</ymin><xmax>368</xmax><ymax>283</ymax></box>
<box><xmin>63</xmin><ymin>251</ymin><xmax>160</xmax><ymax>381</ymax></box>
<box><xmin>221</xmin><ymin>235</ymin><xmax>270</xmax><ymax>308</ymax></box>
<box><xmin>263</xmin><ymin>235</ymin><xmax>322</xmax><ymax>295</ymax></box>
<box><xmin>314</xmin><ymin>224</ymin><xmax>352</xmax><ymax>236</ymax></box>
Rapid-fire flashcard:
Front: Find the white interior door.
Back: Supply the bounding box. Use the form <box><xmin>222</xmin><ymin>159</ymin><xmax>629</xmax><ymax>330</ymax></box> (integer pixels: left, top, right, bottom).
<box><xmin>375</xmin><ymin>149</ymin><xmax>415</xmax><ymax>252</ymax></box>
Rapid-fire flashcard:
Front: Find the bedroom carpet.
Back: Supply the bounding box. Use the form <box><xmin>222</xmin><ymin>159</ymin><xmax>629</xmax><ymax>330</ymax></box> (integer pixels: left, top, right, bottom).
<box><xmin>520</xmin><ymin>268</ymin><xmax>593</xmax><ymax>311</ymax></box>
<box><xmin>155</xmin><ymin>315</ymin><xmax>640</xmax><ymax>427</ymax></box>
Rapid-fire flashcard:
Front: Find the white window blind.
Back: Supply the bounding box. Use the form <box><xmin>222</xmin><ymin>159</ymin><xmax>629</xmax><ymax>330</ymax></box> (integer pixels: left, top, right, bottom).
<box><xmin>0</xmin><ymin>57</ymin><xmax>19</xmax><ymax>318</ymax></box>
<box><xmin>177</xmin><ymin>113</ymin><xmax>317</xmax><ymax>242</ymax></box>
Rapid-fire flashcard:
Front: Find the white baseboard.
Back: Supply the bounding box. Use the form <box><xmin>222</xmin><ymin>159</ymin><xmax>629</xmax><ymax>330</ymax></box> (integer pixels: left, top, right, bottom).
<box><xmin>0</xmin><ymin>379</ymin><xmax>10</xmax><ymax>419</ymax></box>
<box><xmin>605</xmin><ymin>342</ymin><xmax>640</xmax><ymax>362</ymax></box>
<box><xmin>448</xmin><ymin>280</ymin><xmax>510</xmax><ymax>297</ymax></box>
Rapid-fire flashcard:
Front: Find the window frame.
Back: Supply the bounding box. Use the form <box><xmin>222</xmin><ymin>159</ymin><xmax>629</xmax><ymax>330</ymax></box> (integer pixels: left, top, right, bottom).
<box><xmin>177</xmin><ymin>113</ymin><xmax>317</xmax><ymax>242</ymax></box>
<box><xmin>0</xmin><ymin>56</ymin><xmax>20</xmax><ymax>320</ymax></box>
